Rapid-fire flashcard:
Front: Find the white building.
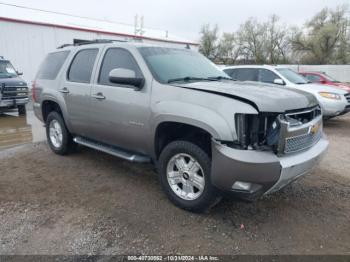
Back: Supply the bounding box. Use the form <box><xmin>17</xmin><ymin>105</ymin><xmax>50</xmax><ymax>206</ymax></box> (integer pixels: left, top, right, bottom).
<box><xmin>0</xmin><ymin>4</ymin><xmax>199</xmax><ymax>85</ymax></box>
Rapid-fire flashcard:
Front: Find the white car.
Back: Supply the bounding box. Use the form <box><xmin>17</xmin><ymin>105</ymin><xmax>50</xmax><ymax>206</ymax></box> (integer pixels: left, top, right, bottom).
<box><xmin>223</xmin><ymin>65</ymin><xmax>350</xmax><ymax>118</ymax></box>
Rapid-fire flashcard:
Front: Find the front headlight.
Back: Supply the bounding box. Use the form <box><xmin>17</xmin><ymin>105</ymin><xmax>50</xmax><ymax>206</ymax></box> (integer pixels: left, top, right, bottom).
<box><xmin>319</xmin><ymin>92</ymin><xmax>341</xmax><ymax>100</ymax></box>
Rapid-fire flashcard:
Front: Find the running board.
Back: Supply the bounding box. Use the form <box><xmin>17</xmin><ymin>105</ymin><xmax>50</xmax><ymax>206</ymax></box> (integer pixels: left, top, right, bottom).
<box><xmin>73</xmin><ymin>137</ymin><xmax>151</xmax><ymax>163</ymax></box>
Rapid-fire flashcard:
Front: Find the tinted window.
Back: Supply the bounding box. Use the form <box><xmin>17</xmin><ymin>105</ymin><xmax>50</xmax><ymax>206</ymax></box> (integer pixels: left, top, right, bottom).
<box><xmin>304</xmin><ymin>74</ymin><xmax>321</xmax><ymax>82</ymax></box>
<box><xmin>235</xmin><ymin>68</ymin><xmax>258</xmax><ymax>81</ymax></box>
<box><xmin>37</xmin><ymin>51</ymin><xmax>70</xmax><ymax>80</ymax></box>
<box><xmin>99</xmin><ymin>48</ymin><xmax>142</xmax><ymax>86</ymax></box>
<box><xmin>223</xmin><ymin>69</ymin><xmax>234</xmax><ymax>77</ymax></box>
<box><xmin>276</xmin><ymin>68</ymin><xmax>308</xmax><ymax>84</ymax></box>
<box><xmin>68</xmin><ymin>49</ymin><xmax>98</xmax><ymax>83</ymax></box>
<box><xmin>259</xmin><ymin>69</ymin><xmax>280</xmax><ymax>84</ymax></box>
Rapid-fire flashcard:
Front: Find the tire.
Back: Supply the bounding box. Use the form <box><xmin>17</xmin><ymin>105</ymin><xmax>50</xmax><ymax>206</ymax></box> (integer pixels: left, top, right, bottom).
<box><xmin>46</xmin><ymin>111</ymin><xmax>76</xmax><ymax>155</ymax></box>
<box><xmin>18</xmin><ymin>105</ymin><xmax>26</xmax><ymax>115</ymax></box>
<box><xmin>158</xmin><ymin>140</ymin><xmax>221</xmax><ymax>213</ymax></box>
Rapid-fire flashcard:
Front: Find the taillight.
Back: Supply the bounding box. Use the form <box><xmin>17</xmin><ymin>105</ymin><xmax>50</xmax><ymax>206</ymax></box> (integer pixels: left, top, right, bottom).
<box><xmin>32</xmin><ymin>80</ymin><xmax>37</xmax><ymax>102</ymax></box>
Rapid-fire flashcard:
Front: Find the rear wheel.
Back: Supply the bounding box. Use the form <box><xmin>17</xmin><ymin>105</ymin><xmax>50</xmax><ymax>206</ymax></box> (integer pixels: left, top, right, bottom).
<box><xmin>18</xmin><ymin>105</ymin><xmax>26</xmax><ymax>115</ymax></box>
<box><xmin>46</xmin><ymin>111</ymin><xmax>76</xmax><ymax>155</ymax></box>
<box><xmin>158</xmin><ymin>140</ymin><xmax>221</xmax><ymax>213</ymax></box>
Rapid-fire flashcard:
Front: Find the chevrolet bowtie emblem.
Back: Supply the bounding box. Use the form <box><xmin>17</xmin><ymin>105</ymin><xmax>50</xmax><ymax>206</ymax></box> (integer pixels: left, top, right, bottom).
<box><xmin>310</xmin><ymin>123</ymin><xmax>320</xmax><ymax>135</ymax></box>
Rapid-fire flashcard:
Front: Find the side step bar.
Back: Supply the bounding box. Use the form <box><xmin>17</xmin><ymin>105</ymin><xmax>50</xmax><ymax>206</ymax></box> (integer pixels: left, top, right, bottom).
<box><xmin>73</xmin><ymin>137</ymin><xmax>151</xmax><ymax>163</ymax></box>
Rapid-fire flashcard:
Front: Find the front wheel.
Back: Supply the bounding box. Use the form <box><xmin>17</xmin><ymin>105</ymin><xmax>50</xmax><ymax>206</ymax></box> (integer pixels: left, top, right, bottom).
<box><xmin>158</xmin><ymin>141</ymin><xmax>221</xmax><ymax>213</ymax></box>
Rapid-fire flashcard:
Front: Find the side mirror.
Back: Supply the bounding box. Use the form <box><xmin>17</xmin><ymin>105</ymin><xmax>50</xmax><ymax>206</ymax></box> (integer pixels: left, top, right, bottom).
<box><xmin>273</xmin><ymin>78</ymin><xmax>285</xmax><ymax>86</ymax></box>
<box><xmin>16</xmin><ymin>71</ymin><xmax>23</xmax><ymax>76</ymax></box>
<box><xmin>109</xmin><ymin>68</ymin><xmax>145</xmax><ymax>90</ymax></box>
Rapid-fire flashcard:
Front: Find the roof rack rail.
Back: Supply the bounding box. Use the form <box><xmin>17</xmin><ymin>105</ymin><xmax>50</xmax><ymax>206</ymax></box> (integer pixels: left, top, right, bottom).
<box><xmin>57</xmin><ymin>38</ymin><xmax>131</xmax><ymax>49</ymax></box>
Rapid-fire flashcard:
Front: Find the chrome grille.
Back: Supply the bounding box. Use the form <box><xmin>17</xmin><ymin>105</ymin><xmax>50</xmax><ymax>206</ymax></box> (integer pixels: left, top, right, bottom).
<box><xmin>277</xmin><ymin>106</ymin><xmax>323</xmax><ymax>155</ymax></box>
<box><xmin>1</xmin><ymin>86</ymin><xmax>28</xmax><ymax>100</ymax></box>
<box><xmin>284</xmin><ymin>127</ymin><xmax>322</xmax><ymax>154</ymax></box>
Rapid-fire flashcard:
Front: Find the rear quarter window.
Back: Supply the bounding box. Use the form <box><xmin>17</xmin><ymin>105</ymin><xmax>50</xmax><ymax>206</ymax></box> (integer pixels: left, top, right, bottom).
<box><xmin>67</xmin><ymin>49</ymin><xmax>98</xmax><ymax>83</ymax></box>
<box><xmin>36</xmin><ymin>51</ymin><xmax>70</xmax><ymax>80</ymax></box>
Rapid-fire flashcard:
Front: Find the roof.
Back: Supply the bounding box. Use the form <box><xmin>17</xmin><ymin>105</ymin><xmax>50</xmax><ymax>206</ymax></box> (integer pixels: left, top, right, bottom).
<box><xmin>55</xmin><ymin>39</ymin><xmax>189</xmax><ymax>51</ymax></box>
<box><xmin>0</xmin><ymin>3</ymin><xmax>199</xmax><ymax>46</ymax></box>
<box><xmin>299</xmin><ymin>71</ymin><xmax>325</xmax><ymax>74</ymax></box>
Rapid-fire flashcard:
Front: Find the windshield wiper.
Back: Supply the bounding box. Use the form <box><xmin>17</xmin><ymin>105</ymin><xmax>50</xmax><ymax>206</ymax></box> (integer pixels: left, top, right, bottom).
<box><xmin>207</xmin><ymin>76</ymin><xmax>235</xmax><ymax>81</ymax></box>
<box><xmin>168</xmin><ymin>77</ymin><xmax>216</xmax><ymax>83</ymax></box>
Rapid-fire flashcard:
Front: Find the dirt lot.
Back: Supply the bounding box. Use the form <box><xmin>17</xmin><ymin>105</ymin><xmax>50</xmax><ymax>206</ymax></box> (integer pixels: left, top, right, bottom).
<box><xmin>0</xmin><ymin>112</ymin><xmax>349</xmax><ymax>255</ymax></box>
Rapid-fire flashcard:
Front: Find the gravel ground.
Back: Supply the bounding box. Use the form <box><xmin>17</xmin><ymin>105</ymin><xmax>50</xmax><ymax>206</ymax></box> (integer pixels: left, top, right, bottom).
<box><xmin>0</xmin><ymin>114</ymin><xmax>349</xmax><ymax>255</ymax></box>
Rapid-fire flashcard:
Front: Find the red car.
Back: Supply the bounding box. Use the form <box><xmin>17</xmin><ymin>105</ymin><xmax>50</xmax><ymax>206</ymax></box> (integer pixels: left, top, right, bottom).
<box><xmin>300</xmin><ymin>72</ymin><xmax>350</xmax><ymax>93</ymax></box>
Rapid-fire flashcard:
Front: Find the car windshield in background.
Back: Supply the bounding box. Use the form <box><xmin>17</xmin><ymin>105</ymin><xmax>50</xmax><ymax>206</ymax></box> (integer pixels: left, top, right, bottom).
<box><xmin>277</xmin><ymin>68</ymin><xmax>309</xmax><ymax>84</ymax></box>
<box><xmin>0</xmin><ymin>61</ymin><xmax>17</xmax><ymax>78</ymax></box>
<box><xmin>323</xmin><ymin>73</ymin><xmax>340</xmax><ymax>83</ymax></box>
<box><xmin>138</xmin><ymin>47</ymin><xmax>230</xmax><ymax>83</ymax></box>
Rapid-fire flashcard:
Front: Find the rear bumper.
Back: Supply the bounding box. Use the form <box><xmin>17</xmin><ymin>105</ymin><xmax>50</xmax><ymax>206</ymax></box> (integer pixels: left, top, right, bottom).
<box><xmin>33</xmin><ymin>102</ymin><xmax>43</xmax><ymax>122</ymax></box>
<box><xmin>0</xmin><ymin>98</ymin><xmax>29</xmax><ymax>108</ymax></box>
<box><xmin>211</xmin><ymin>135</ymin><xmax>328</xmax><ymax>198</ymax></box>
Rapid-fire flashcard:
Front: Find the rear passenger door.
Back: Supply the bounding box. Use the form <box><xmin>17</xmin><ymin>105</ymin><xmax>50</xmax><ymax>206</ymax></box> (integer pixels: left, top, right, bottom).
<box><xmin>62</xmin><ymin>48</ymin><xmax>99</xmax><ymax>136</ymax></box>
<box><xmin>89</xmin><ymin>47</ymin><xmax>151</xmax><ymax>153</ymax></box>
<box><xmin>235</xmin><ymin>68</ymin><xmax>259</xmax><ymax>82</ymax></box>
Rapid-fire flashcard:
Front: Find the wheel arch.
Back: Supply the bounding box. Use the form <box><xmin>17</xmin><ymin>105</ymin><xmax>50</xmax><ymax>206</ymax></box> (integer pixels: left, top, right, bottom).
<box><xmin>41</xmin><ymin>98</ymin><xmax>73</xmax><ymax>132</ymax></box>
<box><xmin>154</xmin><ymin>120</ymin><xmax>217</xmax><ymax>160</ymax></box>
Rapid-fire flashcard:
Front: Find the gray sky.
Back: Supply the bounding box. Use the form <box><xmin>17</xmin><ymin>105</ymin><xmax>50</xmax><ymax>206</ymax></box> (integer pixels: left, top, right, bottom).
<box><xmin>1</xmin><ymin>0</ymin><xmax>349</xmax><ymax>41</ymax></box>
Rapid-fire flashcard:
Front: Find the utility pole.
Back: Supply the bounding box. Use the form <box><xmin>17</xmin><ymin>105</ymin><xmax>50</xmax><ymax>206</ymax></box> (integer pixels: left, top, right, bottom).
<box><xmin>134</xmin><ymin>15</ymin><xmax>145</xmax><ymax>37</ymax></box>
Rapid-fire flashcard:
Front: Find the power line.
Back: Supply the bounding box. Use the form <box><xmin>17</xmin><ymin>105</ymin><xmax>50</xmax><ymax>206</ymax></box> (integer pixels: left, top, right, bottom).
<box><xmin>0</xmin><ymin>1</ymin><xmax>167</xmax><ymax>33</ymax></box>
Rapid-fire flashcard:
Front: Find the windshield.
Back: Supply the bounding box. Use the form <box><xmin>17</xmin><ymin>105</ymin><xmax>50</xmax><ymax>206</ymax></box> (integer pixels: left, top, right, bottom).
<box><xmin>138</xmin><ymin>47</ymin><xmax>229</xmax><ymax>83</ymax></box>
<box><xmin>277</xmin><ymin>68</ymin><xmax>309</xmax><ymax>84</ymax></box>
<box><xmin>0</xmin><ymin>60</ymin><xmax>18</xmax><ymax>78</ymax></box>
<box><xmin>322</xmin><ymin>73</ymin><xmax>340</xmax><ymax>83</ymax></box>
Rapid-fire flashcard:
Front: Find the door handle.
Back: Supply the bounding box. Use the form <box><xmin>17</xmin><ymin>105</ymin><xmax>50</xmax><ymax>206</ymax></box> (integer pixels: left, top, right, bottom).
<box><xmin>92</xmin><ymin>92</ymin><xmax>106</xmax><ymax>100</ymax></box>
<box><xmin>59</xmin><ymin>87</ymin><xmax>70</xmax><ymax>94</ymax></box>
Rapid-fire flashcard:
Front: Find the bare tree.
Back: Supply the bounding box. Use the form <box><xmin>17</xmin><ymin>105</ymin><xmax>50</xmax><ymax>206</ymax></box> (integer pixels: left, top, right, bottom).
<box><xmin>198</xmin><ymin>5</ymin><xmax>349</xmax><ymax>65</ymax></box>
<box><xmin>236</xmin><ymin>18</ymin><xmax>267</xmax><ymax>64</ymax></box>
<box><xmin>217</xmin><ymin>33</ymin><xmax>242</xmax><ymax>64</ymax></box>
<box><xmin>198</xmin><ymin>24</ymin><xmax>219</xmax><ymax>60</ymax></box>
<box><xmin>265</xmin><ymin>15</ymin><xmax>291</xmax><ymax>64</ymax></box>
<box><xmin>291</xmin><ymin>6</ymin><xmax>349</xmax><ymax>64</ymax></box>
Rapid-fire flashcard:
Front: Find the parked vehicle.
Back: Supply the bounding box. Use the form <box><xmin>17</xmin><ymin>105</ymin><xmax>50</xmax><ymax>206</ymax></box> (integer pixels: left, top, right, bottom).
<box><xmin>33</xmin><ymin>40</ymin><xmax>328</xmax><ymax>212</ymax></box>
<box><xmin>299</xmin><ymin>71</ymin><xmax>350</xmax><ymax>93</ymax></box>
<box><xmin>223</xmin><ymin>65</ymin><xmax>350</xmax><ymax>119</ymax></box>
<box><xmin>0</xmin><ymin>56</ymin><xmax>28</xmax><ymax>115</ymax></box>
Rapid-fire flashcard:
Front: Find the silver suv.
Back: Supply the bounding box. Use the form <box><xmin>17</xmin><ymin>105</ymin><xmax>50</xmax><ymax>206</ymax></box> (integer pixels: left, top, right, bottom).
<box><xmin>33</xmin><ymin>40</ymin><xmax>328</xmax><ymax>212</ymax></box>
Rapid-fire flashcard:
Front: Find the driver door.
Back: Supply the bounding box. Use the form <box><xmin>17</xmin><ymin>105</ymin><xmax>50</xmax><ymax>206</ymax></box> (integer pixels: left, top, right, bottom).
<box><xmin>88</xmin><ymin>47</ymin><xmax>152</xmax><ymax>153</ymax></box>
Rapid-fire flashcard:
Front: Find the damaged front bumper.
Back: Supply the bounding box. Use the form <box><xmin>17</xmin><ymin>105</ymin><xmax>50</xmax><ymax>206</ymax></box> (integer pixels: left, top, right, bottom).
<box><xmin>211</xmin><ymin>135</ymin><xmax>328</xmax><ymax>198</ymax></box>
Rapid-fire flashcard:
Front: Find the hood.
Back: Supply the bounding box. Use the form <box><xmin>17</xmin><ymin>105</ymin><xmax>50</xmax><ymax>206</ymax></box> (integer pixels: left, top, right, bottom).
<box><xmin>175</xmin><ymin>80</ymin><xmax>318</xmax><ymax>113</ymax></box>
<box><xmin>292</xmin><ymin>83</ymin><xmax>348</xmax><ymax>95</ymax></box>
<box><xmin>0</xmin><ymin>76</ymin><xmax>27</xmax><ymax>87</ymax></box>
<box><xmin>335</xmin><ymin>83</ymin><xmax>350</xmax><ymax>92</ymax></box>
